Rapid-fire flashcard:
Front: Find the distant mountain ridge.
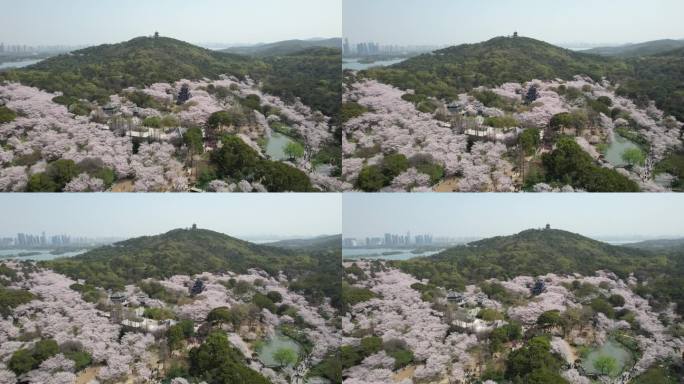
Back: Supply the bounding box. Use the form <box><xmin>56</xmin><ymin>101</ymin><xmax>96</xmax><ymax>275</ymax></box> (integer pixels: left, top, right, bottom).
<box><xmin>266</xmin><ymin>234</ymin><xmax>342</xmax><ymax>251</ymax></box>
<box><xmin>622</xmin><ymin>237</ymin><xmax>684</xmax><ymax>251</ymax></box>
<box><xmin>583</xmin><ymin>38</ymin><xmax>684</xmax><ymax>58</ymax></box>
<box><xmin>222</xmin><ymin>38</ymin><xmax>342</xmax><ymax>57</ymax></box>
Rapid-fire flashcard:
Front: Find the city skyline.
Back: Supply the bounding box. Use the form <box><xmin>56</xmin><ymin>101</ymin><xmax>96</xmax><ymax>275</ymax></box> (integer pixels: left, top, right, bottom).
<box><xmin>343</xmin><ymin>0</ymin><xmax>684</xmax><ymax>46</ymax></box>
<box><xmin>1</xmin><ymin>0</ymin><xmax>341</xmax><ymax>46</ymax></box>
<box><xmin>0</xmin><ymin>194</ymin><xmax>341</xmax><ymax>239</ymax></box>
<box><xmin>343</xmin><ymin>194</ymin><xmax>684</xmax><ymax>239</ymax></box>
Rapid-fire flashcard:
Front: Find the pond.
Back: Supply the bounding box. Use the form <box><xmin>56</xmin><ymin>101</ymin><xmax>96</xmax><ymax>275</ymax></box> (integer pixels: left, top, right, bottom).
<box><xmin>0</xmin><ymin>59</ymin><xmax>43</xmax><ymax>70</ymax></box>
<box><xmin>257</xmin><ymin>331</ymin><xmax>302</xmax><ymax>368</ymax></box>
<box><xmin>0</xmin><ymin>248</ymin><xmax>87</xmax><ymax>261</ymax></box>
<box><xmin>343</xmin><ymin>248</ymin><xmax>444</xmax><ymax>261</ymax></box>
<box><xmin>580</xmin><ymin>339</ymin><xmax>633</xmax><ymax>377</ymax></box>
<box><xmin>604</xmin><ymin>133</ymin><xmax>641</xmax><ymax>167</ymax></box>
<box><xmin>342</xmin><ymin>58</ymin><xmax>406</xmax><ymax>71</ymax></box>
<box><xmin>265</xmin><ymin>132</ymin><xmax>297</xmax><ymax>161</ymax></box>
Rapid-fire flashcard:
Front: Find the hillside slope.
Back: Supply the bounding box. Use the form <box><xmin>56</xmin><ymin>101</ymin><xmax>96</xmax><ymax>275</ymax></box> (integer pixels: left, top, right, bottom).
<box><xmin>364</xmin><ymin>35</ymin><xmax>684</xmax><ymax>120</ymax></box>
<box><xmin>261</xmin><ymin>47</ymin><xmax>342</xmax><ymax>124</ymax></box>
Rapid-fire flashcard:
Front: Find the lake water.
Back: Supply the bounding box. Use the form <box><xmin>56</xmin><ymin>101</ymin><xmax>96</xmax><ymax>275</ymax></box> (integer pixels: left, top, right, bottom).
<box><xmin>581</xmin><ymin>339</ymin><xmax>633</xmax><ymax>376</ymax></box>
<box><xmin>0</xmin><ymin>249</ymin><xmax>87</xmax><ymax>261</ymax></box>
<box><xmin>342</xmin><ymin>58</ymin><xmax>406</xmax><ymax>71</ymax></box>
<box><xmin>257</xmin><ymin>331</ymin><xmax>301</xmax><ymax>368</ymax></box>
<box><xmin>343</xmin><ymin>248</ymin><xmax>444</xmax><ymax>261</ymax></box>
<box><xmin>605</xmin><ymin>133</ymin><xmax>641</xmax><ymax>167</ymax></box>
<box><xmin>0</xmin><ymin>59</ymin><xmax>42</xmax><ymax>70</ymax></box>
<box><xmin>265</xmin><ymin>132</ymin><xmax>297</xmax><ymax>161</ymax></box>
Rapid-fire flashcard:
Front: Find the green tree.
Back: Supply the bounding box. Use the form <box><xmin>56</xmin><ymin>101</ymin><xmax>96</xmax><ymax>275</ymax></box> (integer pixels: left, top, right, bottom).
<box><xmin>519</xmin><ymin>128</ymin><xmax>541</xmax><ymax>156</ymax></box>
<box><xmin>0</xmin><ymin>106</ymin><xmax>17</xmax><ymax>123</ymax></box>
<box><xmin>478</xmin><ymin>308</ymin><xmax>504</xmax><ymax>321</ymax></box>
<box><xmin>284</xmin><ymin>142</ymin><xmax>305</xmax><ymax>160</ymax></box>
<box><xmin>207</xmin><ymin>307</ymin><xmax>234</xmax><ymax>325</ymax></box>
<box><xmin>142</xmin><ymin>116</ymin><xmax>162</xmax><ymax>128</ymax></box>
<box><xmin>389</xmin><ymin>349</ymin><xmax>414</xmax><ymax>370</ymax></box>
<box><xmin>381</xmin><ymin>153</ymin><xmax>409</xmax><ymax>181</ymax></box>
<box><xmin>621</xmin><ymin>148</ymin><xmax>645</xmax><ymax>166</ymax></box>
<box><xmin>355</xmin><ymin>165</ymin><xmax>385</xmax><ymax>192</ymax></box>
<box><xmin>542</xmin><ymin>137</ymin><xmax>639</xmax><ymax>192</ymax></box>
<box><xmin>46</xmin><ymin>159</ymin><xmax>79</xmax><ymax>190</ymax></box>
<box><xmin>505</xmin><ymin>336</ymin><xmax>565</xmax><ymax>381</ymax></box>
<box><xmin>594</xmin><ymin>355</ymin><xmax>617</xmax><ymax>376</ymax></box>
<box><xmin>360</xmin><ymin>336</ymin><xmax>383</xmax><ymax>355</ymax></box>
<box><xmin>32</xmin><ymin>339</ymin><xmax>59</xmax><ymax>361</ymax></box>
<box><xmin>252</xmin><ymin>293</ymin><xmax>276</xmax><ymax>313</ymax></box>
<box><xmin>537</xmin><ymin>310</ymin><xmax>562</xmax><ymax>328</ymax></box>
<box><xmin>608</xmin><ymin>294</ymin><xmax>626</xmax><ymax>307</ymax></box>
<box><xmin>161</xmin><ymin>115</ymin><xmax>179</xmax><ymax>127</ymax></box>
<box><xmin>210</xmin><ymin>135</ymin><xmax>260</xmax><ymax>180</ymax></box>
<box><xmin>241</xmin><ymin>94</ymin><xmax>261</xmax><ymax>111</ymax></box>
<box><xmin>167</xmin><ymin>323</ymin><xmax>186</xmax><ymax>350</ymax></box>
<box><xmin>8</xmin><ymin>349</ymin><xmax>36</xmax><ymax>375</ymax></box>
<box><xmin>590</xmin><ymin>297</ymin><xmax>615</xmax><ymax>318</ymax></box>
<box><xmin>273</xmin><ymin>347</ymin><xmax>298</xmax><ymax>367</ymax></box>
<box><xmin>0</xmin><ymin>288</ymin><xmax>36</xmax><ymax>317</ymax></box>
<box><xmin>207</xmin><ymin>111</ymin><xmax>236</xmax><ymax>129</ymax></box>
<box><xmin>64</xmin><ymin>351</ymin><xmax>92</xmax><ymax>372</ymax></box>
<box><xmin>255</xmin><ymin>160</ymin><xmax>313</xmax><ymax>192</ymax></box>
<box><xmin>189</xmin><ymin>331</ymin><xmax>270</xmax><ymax>384</ymax></box>
<box><xmin>341</xmin><ymin>102</ymin><xmax>368</xmax><ymax>122</ymax></box>
<box><xmin>27</xmin><ymin>172</ymin><xmax>58</xmax><ymax>192</ymax></box>
<box><xmin>184</xmin><ymin>126</ymin><xmax>204</xmax><ymax>154</ymax></box>
<box><xmin>266</xmin><ymin>291</ymin><xmax>283</xmax><ymax>303</ymax></box>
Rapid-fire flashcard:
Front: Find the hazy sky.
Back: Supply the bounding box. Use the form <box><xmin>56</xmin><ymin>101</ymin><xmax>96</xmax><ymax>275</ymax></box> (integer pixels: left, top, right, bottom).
<box><xmin>0</xmin><ymin>194</ymin><xmax>341</xmax><ymax>240</ymax></box>
<box><xmin>343</xmin><ymin>194</ymin><xmax>684</xmax><ymax>239</ymax></box>
<box><xmin>343</xmin><ymin>0</ymin><xmax>684</xmax><ymax>46</ymax></box>
<box><xmin>0</xmin><ymin>0</ymin><xmax>341</xmax><ymax>45</ymax></box>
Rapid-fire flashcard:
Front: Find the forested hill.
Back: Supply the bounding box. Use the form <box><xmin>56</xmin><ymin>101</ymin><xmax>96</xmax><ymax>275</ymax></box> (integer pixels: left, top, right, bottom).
<box><xmin>363</xmin><ymin>35</ymin><xmax>684</xmax><ymax>121</ymax></box>
<box><xmin>365</xmin><ymin>36</ymin><xmax>626</xmax><ymax>99</ymax></box>
<box><xmin>221</xmin><ymin>38</ymin><xmax>342</xmax><ymax>57</ymax></box>
<box><xmin>397</xmin><ymin>228</ymin><xmax>676</xmax><ymax>286</ymax></box>
<box><xmin>45</xmin><ymin>228</ymin><xmax>318</xmax><ymax>289</ymax></box>
<box><xmin>1</xmin><ymin>36</ymin><xmax>261</xmax><ymax>103</ymax></box>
